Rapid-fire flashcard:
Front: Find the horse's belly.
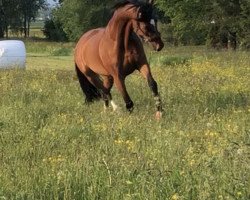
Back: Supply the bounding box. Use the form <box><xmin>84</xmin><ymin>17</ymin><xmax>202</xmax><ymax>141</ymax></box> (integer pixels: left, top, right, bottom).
<box><xmin>89</xmin><ymin>63</ymin><xmax>109</xmax><ymax>76</ymax></box>
<box><xmin>84</xmin><ymin>48</ymin><xmax>108</xmax><ymax>75</ymax></box>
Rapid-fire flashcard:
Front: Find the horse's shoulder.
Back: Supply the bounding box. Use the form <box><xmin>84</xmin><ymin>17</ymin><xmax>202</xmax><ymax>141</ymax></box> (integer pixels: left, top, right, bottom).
<box><xmin>81</xmin><ymin>28</ymin><xmax>104</xmax><ymax>40</ymax></box>
<box><xmin>75</xmin><ymin>28</ymin><xmax>104</xmax><ymax>50</ymax></box>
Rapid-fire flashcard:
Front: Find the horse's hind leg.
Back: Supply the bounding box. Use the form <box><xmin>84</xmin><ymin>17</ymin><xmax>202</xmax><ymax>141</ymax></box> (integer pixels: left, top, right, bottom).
<box><xmin>103</xmin><ymin>76</ymin><xmax>118</xmax><ymax>111</ymax></box>
<box><xmin>84</xmin><ymin>70</ymin><xmax>109</xmax><ymax>99</ymax></box>
<box><xmin>84</xmin><ymin>71</ymin><xmax>116</xmax><ymax>111</ymax></box>
<box><xmin>75</xmin><ymin>64</ymin><xmax>101</xmax><ymax>102</ymax></box>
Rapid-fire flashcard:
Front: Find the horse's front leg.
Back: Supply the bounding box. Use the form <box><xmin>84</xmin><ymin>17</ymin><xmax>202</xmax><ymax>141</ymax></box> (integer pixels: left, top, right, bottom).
<box><xmin>113</xmin><ymin>75</ymin><xmax>134</xmax><ymax>112</ymax></box>
<box><xmin>139</xmin><ymin>64</ymin><xmax>163</xmax><ymax>118</ymax></box>
<box><xmin>103</xmin><ymin>76</ymin><xmax>119</xmax><ymax>111</ymax></box>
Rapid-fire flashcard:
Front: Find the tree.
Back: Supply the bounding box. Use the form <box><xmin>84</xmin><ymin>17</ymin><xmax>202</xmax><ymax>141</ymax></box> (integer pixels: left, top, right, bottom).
<box><xmin>157</xmin><ymin>0</ymin><xmax>250</xmax><ymax>49</ymax></box>
<box><xmin>43</xmin><ymin>17</ymin><xmax>68</xmax><ymax>41</ymax></box>
<box><xmin>237</xmin><ymin>0</ymin><xmax>250</xmax><ymax>49</ymax></box>
<box><xmin>0</xmin><ymin>0</ymin><xmax>4</xmax><ymax>38</ymax></box>
<box><xmin>0</xmin><ymin>0</ymin><xmax>23</xmax><ymax>38</ymax></box>
<box><xmin>206</xmin><ymin>0</ymin><xmax>241</xmax><ymax>49</ymax></box>
<box><xmin>0</xmin><ymin>0</ymin><xmax>47</xmax><ymax>38</ymax></box>
<box><xmin>19</xmin><ymin>0</ymin><xmax>47</xmax><ymax>37</ymax></box>
<box><xmin>157</xmin><ymin>0</ymin><xmax>209</xmax><ymax>45</ymax></box>
<box><xmin>54</xmin><ymin>0</ymin><xmax>115</xmax><ymax>41</ymax></box>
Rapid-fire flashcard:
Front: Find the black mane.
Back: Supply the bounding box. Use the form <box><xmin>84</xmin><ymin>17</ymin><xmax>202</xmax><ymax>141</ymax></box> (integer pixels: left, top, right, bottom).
<box><xmin>113</xmin><ymin>0</ymin><xmax>139</xmax><ymax>10</ymax></box>
<box><xmin>113</xmin><ymin>0</ymin><xmax>153</xmax><ymax>22</ymax></box>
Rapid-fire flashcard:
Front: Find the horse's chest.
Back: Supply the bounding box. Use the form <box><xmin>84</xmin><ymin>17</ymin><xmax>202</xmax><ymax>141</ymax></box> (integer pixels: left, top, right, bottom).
<box><xmin>118</xmin><ymin>52</ymin><xmax>139</xmax><ymax>75</ymax></box>
<box><xmin>124</xmin><ymin>50</ymin><xmax>140</xmax><ymax>66</ymax></box>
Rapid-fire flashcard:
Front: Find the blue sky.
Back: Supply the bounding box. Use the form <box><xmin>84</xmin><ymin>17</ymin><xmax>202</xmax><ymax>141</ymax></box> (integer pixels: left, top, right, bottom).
<box><xmin>47</xmin><ymin>0</ymin><xmax>57</xmax><ymax>6</ymax></box>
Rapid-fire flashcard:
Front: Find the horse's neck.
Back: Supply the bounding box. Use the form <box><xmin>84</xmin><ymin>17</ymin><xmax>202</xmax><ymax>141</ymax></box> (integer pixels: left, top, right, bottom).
<box><xmin>124</xmin><ymin>21</ymin><xmax>133</xmax><ymax>53</ymax></box>
<box><xmin>106</xmin><ymin>15</ymin><xmax>134</xmax><ymax>54</ymax></box>
<box><xmin>106</xmin><ymin>7</ymin><xmax>137</xmax><ymax>41</ymax></box>
<box><xmin>107</xmin><ymin>15</ymin><xmax>127</xmax><ymax>40</ymax></box>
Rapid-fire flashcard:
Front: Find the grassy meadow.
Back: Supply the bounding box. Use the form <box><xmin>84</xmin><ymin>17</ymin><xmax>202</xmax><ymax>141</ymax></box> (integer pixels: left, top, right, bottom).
<box><xmin>0</xmin><ymin>40</ymin><xmax>249</xmax><ymax>199</ymax></box>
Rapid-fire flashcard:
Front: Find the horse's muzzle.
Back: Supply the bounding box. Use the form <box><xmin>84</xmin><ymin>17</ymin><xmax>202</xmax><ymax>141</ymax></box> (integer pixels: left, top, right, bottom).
<box><xmin>148</xmin><ymin>34</ymin><xmax>164</xmax><ymax>51</ymax></box>
<box><xmin>152</xmin><ymin>40</ymin><xmax>164</xmax><ymax>51</ymax></box>
<box><xmin>141</xmin><ymin>35</ymin><xmax>164</xmax><ymax>51</ymax></box>
<box><xmin>156</xmin><ymin>42</ymin><xmax>164</xmax><ymax>51</ymax></box>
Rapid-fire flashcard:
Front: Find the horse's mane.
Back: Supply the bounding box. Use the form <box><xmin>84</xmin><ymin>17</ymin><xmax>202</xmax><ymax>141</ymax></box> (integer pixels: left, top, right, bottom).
<box><xmin>113</xmin><ymin>0</ymin><xmax>139</xmax><ymax>10</ymax></box>
<box><xmin>112</xmin><ymin>0</ymin><xmax>153</xmax><ymax>21</ymax></box>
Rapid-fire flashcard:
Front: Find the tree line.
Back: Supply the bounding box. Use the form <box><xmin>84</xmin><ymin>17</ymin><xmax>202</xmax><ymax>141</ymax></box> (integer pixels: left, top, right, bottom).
<box><xmin>1</xmin><ymin>0</ymin><xmax>249</xmax><ymax>49</ymax></box>
<box><xmin>45</xmin><ymin>0</ymin><xmax>250</xmax><ymax>49</ymax></box>
<box><xmin>0</xmin><ymin>0</ymin><xmax>46</xmax><ymax>38</ymax></box>
<box><xmin>157</xmin><ymin>0</ymin><xmax>250</xmax><ymax>49</ymax></box>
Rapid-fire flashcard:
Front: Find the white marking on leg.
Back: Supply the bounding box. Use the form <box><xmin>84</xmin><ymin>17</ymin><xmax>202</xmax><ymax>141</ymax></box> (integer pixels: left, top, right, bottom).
<box><xmin>104</xmin><ymin>103</ymin><xmax>108</xmax><ymax>111</ymax></box>
<box><xmin>110</xmin><ymin>100</ymin><xmax>118</xmax><ymax>111</ymax></box>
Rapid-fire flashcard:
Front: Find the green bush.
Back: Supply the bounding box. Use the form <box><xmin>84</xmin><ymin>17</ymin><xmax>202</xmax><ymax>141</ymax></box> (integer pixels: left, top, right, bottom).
<box><xmin>151</xmin><ymin>55</ymin><xmax>192</xmax><ymax>67</ymax></box>
<box><xmin>43</xmin><ymin>19</ymin><xmax>68</xmax><ymax>42</ymax></box>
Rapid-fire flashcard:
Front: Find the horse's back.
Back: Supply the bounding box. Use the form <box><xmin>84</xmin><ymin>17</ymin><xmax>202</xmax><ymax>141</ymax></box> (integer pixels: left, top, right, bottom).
<box><xmin>75</xmin><ymin>28</ymin><xmax>109</xmax><ymax>75</ymax></box>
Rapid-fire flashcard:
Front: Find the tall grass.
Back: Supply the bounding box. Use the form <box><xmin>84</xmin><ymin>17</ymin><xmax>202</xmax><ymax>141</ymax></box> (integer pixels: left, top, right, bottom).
<box><xmin>0</xmin><ymin>44</ymin><xmax>249</xmax><ymax>199</ymax></box>
<box><xmin>25</xmin><ymin>40</ymin><xmax>74</xmax><ymax>56</ymax></box>
<box><xmin>24</xmin><ymin>40</ymin><xmax>74</xmax><ymax>70</ymax></box>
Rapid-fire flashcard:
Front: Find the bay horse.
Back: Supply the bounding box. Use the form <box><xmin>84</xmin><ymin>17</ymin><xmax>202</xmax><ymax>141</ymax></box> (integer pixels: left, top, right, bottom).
<box><xmin>74</xmin><ymin>0</ymin><xmax>164</xmax><ymax>118</ymax></box>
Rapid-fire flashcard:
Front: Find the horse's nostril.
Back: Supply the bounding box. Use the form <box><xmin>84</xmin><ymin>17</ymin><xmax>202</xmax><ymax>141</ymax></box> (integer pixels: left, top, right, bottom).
<box><xmin>156</xmin><ymin>43</ymin><xmax>163</xmax><ymax>51</ymax></box>
<box><xmin>158</xmin><ymin>42</ymin><xmax>164</xmax><ymax>51</ymax></box>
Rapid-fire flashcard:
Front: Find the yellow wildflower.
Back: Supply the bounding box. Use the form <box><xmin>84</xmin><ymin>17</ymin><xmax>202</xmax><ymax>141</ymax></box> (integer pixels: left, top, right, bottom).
<box><xmin>114</xmin><ymin>139</ymin><xmax>123</xmax><ymax>144</ymax></box>
<box><xmin>189</xmin><ymin>159</ymin><xmax>195</xmax><ymax>167</ymax></box>
<box><xmin>171</xmin><ymin>193</ymin><xmax>179</xmax><ymax>200</ymax></box>
<box><xmin>237</xmin><ymin>191</ymin><xmax>242</xmax><ymax>197</ymax></box>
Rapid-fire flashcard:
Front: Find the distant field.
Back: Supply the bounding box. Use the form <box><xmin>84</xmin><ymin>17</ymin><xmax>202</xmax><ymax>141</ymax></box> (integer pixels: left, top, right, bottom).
<box><xmin>25</xmin><ymin>41</ymin><xmax>74</xmax><ymax>70</ymax></box>
<box><xmin>0</xmin><ymin>41</ymin><xmax>249</xmax><ymax>199</ymax></box>
<box><xmin>7</xmin><ymin>21</ymin><xmax>45</xmax><ymax>38</ymax></box>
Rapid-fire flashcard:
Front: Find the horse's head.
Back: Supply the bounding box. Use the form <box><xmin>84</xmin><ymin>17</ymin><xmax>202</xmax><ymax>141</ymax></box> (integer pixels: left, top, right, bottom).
<box><xmin>132</xmin><ymin>19</ymin><xmax>164</xmax><ymax>51</ymax></box>
<box><xmin>133</xmin><ymin>0</ymin><xmax>164</xmax><ymax>51</ymax></box>
<box><xmin>112</xmin><ymin>0</ymin><xmax>164</xmax><ymax>51</ymax></box>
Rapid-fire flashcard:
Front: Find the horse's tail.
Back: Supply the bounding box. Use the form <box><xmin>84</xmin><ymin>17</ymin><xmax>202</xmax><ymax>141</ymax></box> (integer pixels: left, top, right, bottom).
<box><xmin>75</xmin><ymin>64</ymin><xmax>101</xmax><ymax>103</ymax></box>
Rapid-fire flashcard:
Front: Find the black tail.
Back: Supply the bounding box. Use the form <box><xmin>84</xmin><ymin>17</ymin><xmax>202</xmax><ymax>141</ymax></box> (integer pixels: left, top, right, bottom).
<box><xmin>75</xmin><ymin>64</ymin><xmax>101</xmax><ymax>103</ymax></box>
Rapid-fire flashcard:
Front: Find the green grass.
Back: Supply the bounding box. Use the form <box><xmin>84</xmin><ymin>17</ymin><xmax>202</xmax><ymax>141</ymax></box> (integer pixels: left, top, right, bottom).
<box><xmin>0</xmin><ymin>42</ymin><xmax>249</xmax><ymax>199</ymax></box>
<box><xmin>25</xmin><ymin>40</ymin><xmax>74</xmax><ymax>70</ymax></box>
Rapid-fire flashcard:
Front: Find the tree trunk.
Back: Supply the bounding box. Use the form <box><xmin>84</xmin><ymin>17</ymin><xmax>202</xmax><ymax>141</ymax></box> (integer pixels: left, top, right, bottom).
<box><xmin>27</xmin><ymin>19</ymin><xmax>30</xmax><ymax>37</ymax></box>
<box><xmin>0</xmin><ymin>29</ymin><xmax>4</xmax><ymax>38</ymax></box>
<box><xmin>0</xmin><ymin>6</ymin><xmax>4</xmax><ymax>38</ymax></box>
<box><xmin>228</xmin><ymin>31</ymin><xmax>237</xmax><ymax>50</ymax></box>
<box><xmin>5</xmin><ymin>23</ymin><xmax>8</xmax><ymax>38</ymax></box>
<box><xmin>23</xmin><ymin>12</ymin><xmax>27</xmax><ymax>38</ymax></box>
<box><xmin>0</xmin><ymin>23</ymin><xmax>4</xmax><ymax>38</ymax></box>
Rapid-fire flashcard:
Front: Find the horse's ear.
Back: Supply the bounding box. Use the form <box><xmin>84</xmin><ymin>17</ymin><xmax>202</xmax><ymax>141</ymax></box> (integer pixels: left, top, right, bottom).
<box><xmin>138</xmin><ymin>11</ymin><xmax>142</xmax><ymax>20</ymax></box>
<box><xmin>147</xmin><ymin>0</ymin><xmax>154</xmax><ymax>4</ymax></box>
<box><xmin>137</xmin><ymin>5</ymin><xmax>143</xmax><ymax>20</ymax></box>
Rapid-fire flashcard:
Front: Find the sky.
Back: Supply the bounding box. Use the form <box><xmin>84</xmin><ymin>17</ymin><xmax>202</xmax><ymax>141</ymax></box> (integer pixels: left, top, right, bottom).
<box><xmin>47</xmin><ymin>0</ymin><xmax>58</xmax><ymax>6</ymax></box>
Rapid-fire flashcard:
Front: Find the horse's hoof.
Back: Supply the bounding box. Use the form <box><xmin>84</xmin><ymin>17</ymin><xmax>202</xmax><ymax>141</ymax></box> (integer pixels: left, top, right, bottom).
<box><xmin>126</xmin><ymin>101</ymin><xmax>134</xmax><ymax>112</ymax></box>
<box><xmin>128</xmin><ymin>107</ymin><xmax>134</xmax><ymax>113</ymax></box>
<box><xmin>155</xmin><ymin>111</ymin><xmax>162</xmax><ymax>120</ymax></box>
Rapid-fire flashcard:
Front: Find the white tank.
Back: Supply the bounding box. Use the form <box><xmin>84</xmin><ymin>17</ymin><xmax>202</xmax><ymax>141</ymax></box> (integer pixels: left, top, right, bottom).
<box><xmin>0</xmin><ymin>40</ymin><xmax>26</xmax><ymax>69</ymax></box>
